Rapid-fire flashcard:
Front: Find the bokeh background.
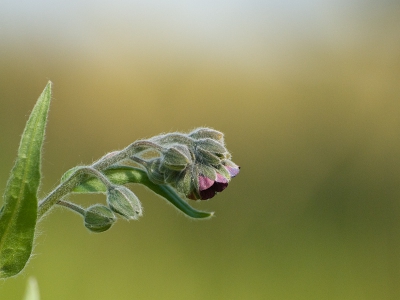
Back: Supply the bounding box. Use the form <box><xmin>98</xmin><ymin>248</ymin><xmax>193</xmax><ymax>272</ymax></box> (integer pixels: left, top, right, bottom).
<box><xmin>1</xmin><ymin>1</ymin><xmax>400</xmax><ymax>299</ymax></box>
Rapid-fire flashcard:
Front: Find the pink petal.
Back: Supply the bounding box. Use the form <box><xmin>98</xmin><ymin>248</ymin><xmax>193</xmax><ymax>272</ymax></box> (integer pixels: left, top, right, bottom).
<box><xmin>225</xmin><ymin>166</ymin><xmax>240</xmax><ymax>177</ymax></box>
<box><xmin>198</xmin><ymin>175</ymin><xmax>214</xmax><ymax>191</ymax></box>
<box><xmin>216</xmin><ymin>173</ymin><xmax>228</xmax><ymax>183</ymax></box>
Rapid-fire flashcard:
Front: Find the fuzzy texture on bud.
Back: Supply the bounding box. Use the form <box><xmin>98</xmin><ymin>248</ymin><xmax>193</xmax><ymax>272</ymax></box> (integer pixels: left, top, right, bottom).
<box><xmin>222</xmin><ymin>159</ymin><xmax>240</xmax><ymax>177</ymax></box>
<box><xmin>107</xmin><ymin>186</ymin><xmax>143</xmax><ymax>220</ymax></box>
<box><xmin>84</xmin><ymin>204</ymin><xmax>116</xmax><ymax>233</ymax></box>
<box><xmin>161</xmin><ymin>144</ymin><xmax>192</xmax><ymax>171</ymax></box>
<box><xmin>189</xmin><ymin>127</ymin><xmax>224</xmax><ymax>144</ymax></box>
<box><xmin>188</xmin><ymin>172</ymin><xmax>229</xmax><ymax>200</ymax></box>
<box><xmin>137</xmin><ymin>127</ymin><xmax>239</xmax><ymax>201</ymax></box>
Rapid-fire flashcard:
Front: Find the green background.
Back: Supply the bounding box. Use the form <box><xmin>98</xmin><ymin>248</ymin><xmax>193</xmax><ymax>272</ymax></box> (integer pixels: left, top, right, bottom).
<box><xmin>1</xmin><ymin>2</ymin><xmax>400</xmax><ymax>299</ymax></box>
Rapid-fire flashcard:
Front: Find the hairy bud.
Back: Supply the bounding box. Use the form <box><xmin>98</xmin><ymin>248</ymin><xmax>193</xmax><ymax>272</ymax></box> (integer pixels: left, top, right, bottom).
<box><xmin>107</xmin><ymin>186</ymin><xmax>143</xmax><ymax>220</ymax></box>
<box><xmin>195</xmin><ymin>147</ymin><xmax>222</xmax><ymax>165</ymax></box>
<box><xmin>150</xmin><ymin>133</ymin><xmax>194</xmax><ymax>147</ymax></box>
<box><xmin>189</xmin><ymin>127</ymin><xmax>224</xmax><ymax>144</ymax></box>
<box><xmin>196</xmin><ymin>138</ymin><xmax>228</xmax><ymax>158</ymax></box>
<box><xmin>161</xmin><ymin>144</ymin><xmax>192</xmax><ymax>171</ymax></box>
<box><xmin>135</xmin><ymin>127</ymin><xmax>239</xmax><ymax>201</ymax></box>
<box><xmin>84</xmin><ymin>204</ymin><xmax>116</xmax><ymax>233</ymax></box>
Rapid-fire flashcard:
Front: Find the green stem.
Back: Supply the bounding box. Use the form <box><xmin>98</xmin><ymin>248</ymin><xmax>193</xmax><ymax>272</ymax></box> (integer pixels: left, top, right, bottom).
<box><xmin>37</xmin><ymin>169</ymin><xmax>85</xmax><ymax>220</ymax></box>
<box><xmin>83</xmin><ymin>167</ymin><xmax>114</xmax><ymax>189</ymax></box>
<box><xmin>37</xmin><ymin>141</ymin><xmax>164</xmax><ymax>220</ymax></box>
<box><xmin>57</xmin><ymin>200</ymin><xmax>85</xmax><ymax>216</ymax></box>
<box><xmin>38</xmin><ymin>167</ymin><xmax>110</xmax><ymax>219</ymax></box>
<box><xmin>91</xmin><ymin>140</ymin><xmax>162</xmax><ymax>170</ymax></box>
<box><xmin>130</xmin><ymin>156</ymin><xmax>149</xmax><ymax>167</ymax></box>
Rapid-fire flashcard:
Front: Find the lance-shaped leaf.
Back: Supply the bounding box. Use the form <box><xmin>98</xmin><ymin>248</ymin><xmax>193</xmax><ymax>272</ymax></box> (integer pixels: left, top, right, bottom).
<box><xmin>61</xmin><ymin>166</ymin><xmax>213</xmax><ymax>219</ymax></box>
<box><xmin>0</xmin><ymin>82</ymin><xmax>52</xmax><ymax>278</ymax></box>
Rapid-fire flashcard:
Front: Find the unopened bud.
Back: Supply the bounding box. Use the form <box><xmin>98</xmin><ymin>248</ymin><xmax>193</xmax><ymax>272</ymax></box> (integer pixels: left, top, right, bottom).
<box><xmin>196</xmin><ymin>147</ymin><xmax>222</xmax><ymax>165</ymax></box>
<box><xmin>162</xmin><ymin>145</ymin><xmax>192</xmax><ymax>171</ymax></box>
<box><xmin>189</xmin><ymin>127</ymin><xmax>225</xmax><ymax>144</ymax></box>
<box><xmin>215</xmin><ymin>163</ymin><xmax>231</xmax><ymax>180</ymax></box>
<box><xmin>222</xmin><ymin>159</ymin><xmax>240</xmax><ymax>177</ymax></box>
<box><xmin>150</xmin><ymin>133</ymin><xmax>194</xmax><ymax>147</ymax></box>
<box><xmin>196</xmin><ymin>138</ymin><xmax>228</xmax><ymax>158</ymax></box>
<box><xmin>84</xmin><ymin>204</ymin><xmax>116</xmax><ymax>233</ymax></box>
<box><xmin>107</xmin><ymin>186</ymin><xmax>143</xmax><ymax>220</ymax></box>
<box><xmin>197</xmin><ymin>164</ymin><xmax>217</xmax><ymax>181</ymax></box>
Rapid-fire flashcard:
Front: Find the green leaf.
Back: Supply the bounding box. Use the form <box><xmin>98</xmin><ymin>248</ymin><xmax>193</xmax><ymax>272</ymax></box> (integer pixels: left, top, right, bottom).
<box><xmin>66</xmin><ymin>166</ymin><xmax>213</xmax><ymax>219</ymax></box>
<box><xmin>23</xmin><ymin>277</ymin><xmax>40</xmax><ymax>300</ymax></box>
<box><xmin>0</xmin><ymin>82</ymin><xmax>52</xmax><ymax>278</ymax></box>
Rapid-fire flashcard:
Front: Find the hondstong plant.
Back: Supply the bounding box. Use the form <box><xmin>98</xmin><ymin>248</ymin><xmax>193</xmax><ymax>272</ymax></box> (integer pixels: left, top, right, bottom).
<box><xmin>0</xmin><ymin>81</ymin><xmax>240</xmax><ymax>279</ymax></box>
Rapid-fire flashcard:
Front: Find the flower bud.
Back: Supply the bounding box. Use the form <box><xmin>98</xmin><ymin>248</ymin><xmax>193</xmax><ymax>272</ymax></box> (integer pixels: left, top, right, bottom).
<box><xmin>107</xmin><ymin>186</ymin><xmax>143</xmax><ymax>220</ymax></box>
<box><xmin>84</xmin><ymin>204</ymin><xmax>116</xmax><ymax>233</ymax></box>
<box><xmin>197</xmin><ymin>164</ymin><xmax>217</xmax><ymax>182</ymax></box>
<box><xmin>189</xmin><ymin>127</ymin><xmax>224</xmax><ymax>144</ymax></box>
<box><xmin>196</xmin><ymin>138</ymin><xmax>228</xmax><ymax>158</ymax></box>
<box><xmin>215</xmin><ymin>163</ymin><xmax>231</xmax><ymax>180</ymax></box>
<box><xmin>131</xmin><ymin>128</ymin><xmax>239</xmax><ymax>203</ymax></box>
<box><xmin>150</xmin><ymin>133</ymin><xmax>194</xmax><ymax>147</ymax></box>
<box><xmin>187</xmin><ymin>169</ymin><xmax>229</xmax><ymax>201</ymax></box>
<box><xmin>222</xmin><ymin>159</ymin><xmax>240</xmax><ymax>177</ymax></box>
<box><xmin>196</xmin><ymin>147</ymin><xmax>222</xmax><ymax>165</ymax></box>
<box><xmin>185</xmin><ymin>162</ymin><xmax>239</xmax><ymax>201</ymax></box>
<box><xmin>162</xmin><ymin>145</ymin><xmax>192</xmax><ymax>171</ymax></box>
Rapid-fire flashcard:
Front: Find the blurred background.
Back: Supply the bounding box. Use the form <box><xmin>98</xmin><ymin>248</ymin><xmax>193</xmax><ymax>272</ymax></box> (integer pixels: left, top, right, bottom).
<box><xmin>1</xmin><ymin>0</ymin><xmax>400</xmax><ymax>299</ymax></box>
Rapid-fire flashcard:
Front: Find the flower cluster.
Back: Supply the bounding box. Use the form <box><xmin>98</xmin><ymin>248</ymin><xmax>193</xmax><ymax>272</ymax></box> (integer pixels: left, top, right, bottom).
<box><xmin>137</xmin><ymin>128</ymin><xmax>239</xmax><ymax>200</ymax></box>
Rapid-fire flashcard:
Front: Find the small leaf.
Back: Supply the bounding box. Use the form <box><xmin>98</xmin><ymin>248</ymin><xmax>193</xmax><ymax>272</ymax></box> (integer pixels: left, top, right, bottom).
<box><xmin>0</xmin><ymin>82</ymin><xmax>52</xmax><ymax>278</ymax></box>
<box><xmin>72</xmin><ymin>166</ymin><xmax>213</xmax><ymax>219</ymax></box>
<box><xmin>23</xmin><ymin>277</ymin><xmax>40</xmax><ymax>300</ymax></box>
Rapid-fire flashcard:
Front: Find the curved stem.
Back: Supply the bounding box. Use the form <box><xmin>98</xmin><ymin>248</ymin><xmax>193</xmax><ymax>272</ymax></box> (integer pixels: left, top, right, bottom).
<box><xmin>37</xmin><ymin>140</ymin><xmax>165</xmax><ymax>220</ymax></box>
<box><xmin>82</xmin><ymin>167</ymin><xmax>114</xmax><ymax>189</ymax></box>
<box><xmin>38</xmin><ymin>167</ymin><xmax>106</xmax><ymax>219</ymax></box>
<box><xmin>37</xmin><ymin>168</ymin><xmax>86</xmax><ymax>219</ymax></box>
<box><xmin>91</xmin><ymin>140</ymin><xmax>163</xmax><ymax>170</ymax></box>
<box><xmin>129</xmin><ymin>156</ymin><xmax>149</xmax><ymax>167</ymax></box>
<box><xmin>57</xmin><ymin>200</ymin><xmax>85</xmax><ymax>216</ymax></box>
<box><xmin>37</xmin><ymin>167</ymin><xmax>110</xmax><ymax>219</ymax></box>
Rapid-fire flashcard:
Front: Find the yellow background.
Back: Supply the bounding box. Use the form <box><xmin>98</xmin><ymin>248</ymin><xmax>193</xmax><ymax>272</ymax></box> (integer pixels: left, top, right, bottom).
<box><xmin>1</xmin><ymin>1</ymin><xmax>400</xmax><ymax>299</ymax></box>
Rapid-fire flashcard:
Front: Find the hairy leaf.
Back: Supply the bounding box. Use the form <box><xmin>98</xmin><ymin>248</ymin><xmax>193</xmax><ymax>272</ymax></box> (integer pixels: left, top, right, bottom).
<box><xmin>0</xmin><ymin>82</ymin><xmax>52</xmax><ymax>278</ymax></box>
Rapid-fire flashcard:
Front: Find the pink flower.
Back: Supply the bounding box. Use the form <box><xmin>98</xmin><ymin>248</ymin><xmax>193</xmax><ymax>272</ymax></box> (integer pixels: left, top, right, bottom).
<box><xmin>224</xmin><ymin>165</ymin><xmax>240</xmax><ymax>178</ymax></box>
<box><xmin>188</xmin><ymin>164</ymin><xmax>240</xmax><ymax>200</ymax></box>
